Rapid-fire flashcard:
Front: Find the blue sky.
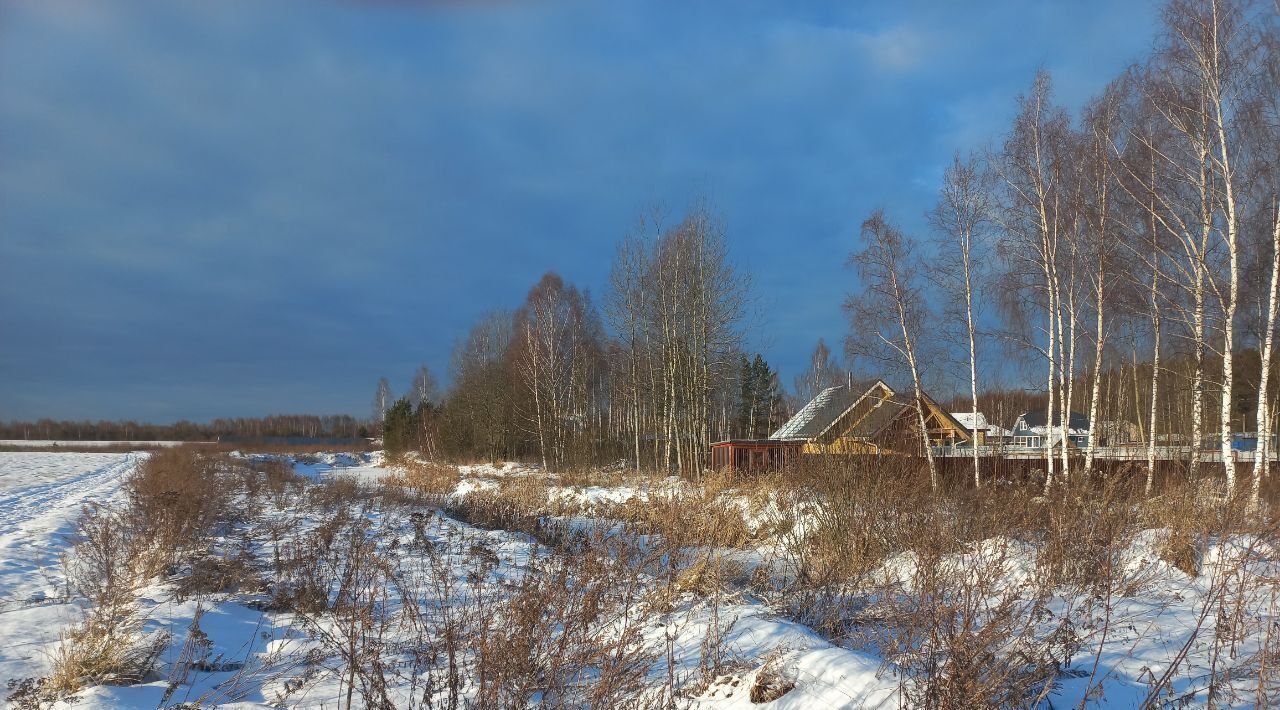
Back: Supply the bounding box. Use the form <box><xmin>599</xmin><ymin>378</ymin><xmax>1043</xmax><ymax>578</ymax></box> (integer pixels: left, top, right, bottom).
<box><xmin>0</xmin><ymin>0</ymin><xmax>1160</xmax><ymax>422</ymax></box>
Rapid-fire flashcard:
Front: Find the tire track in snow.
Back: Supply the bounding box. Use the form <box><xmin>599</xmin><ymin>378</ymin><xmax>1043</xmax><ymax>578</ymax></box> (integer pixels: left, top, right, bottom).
<box><xmin>0</xmin><ymin>453</ymin><xmax>139</xmax><ymax>540</ymax></box>
<box><xmin>0</xmin><ymin>453</ymin><xmax>142</xmax><ymax>609</ymax></box>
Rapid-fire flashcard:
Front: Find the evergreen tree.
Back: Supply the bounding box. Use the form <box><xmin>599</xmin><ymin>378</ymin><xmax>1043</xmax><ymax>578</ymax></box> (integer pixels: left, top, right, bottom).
<box><xmin>737</xmin><ymin>354</ymin><xmax>783</xmax><ymax>438</ymax></box>
<box><xmin>382</xmin><ymin>397</ymin><xmax>416</xmax><ymax>454</ymax></box>
<box><xmin>737</xmin><ymin>355</ymin><xmax>755</xmax><ymax>437</ymax></box>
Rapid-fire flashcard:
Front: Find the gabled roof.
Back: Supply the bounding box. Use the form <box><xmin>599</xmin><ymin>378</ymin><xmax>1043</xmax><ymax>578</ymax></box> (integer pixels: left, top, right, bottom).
<box><xmin>950</xmin><ymin>412</ymin><xmax>988</xmax><ymax>431</ymax></box>
<box><xmin>951</xmin><ymin>411</ymin><xmax>1011</xmax><ymax>437</ymax></box>
<box><xmin>1018</xmin><ymin>410</ymin><xmax>1090</xmax><ymax>432</ymax></box>
<box><xmin>919</xmin><ymin>395</ymin><xmax>971</xmax><ymax>440</ymax></box>
<box><xmin>770</xmin><ymin>380</ymin><xmax>891</xmax><ymax>440</ymax></box>
<box><xmin>845</xmin><ymin>396</ymin><xmax>911</xmax><ymax>439</ymax></box>
<box><xmin>844</xmin><ymin>392</ymin><xmax>971</xmax><ymax>444</ymax></box>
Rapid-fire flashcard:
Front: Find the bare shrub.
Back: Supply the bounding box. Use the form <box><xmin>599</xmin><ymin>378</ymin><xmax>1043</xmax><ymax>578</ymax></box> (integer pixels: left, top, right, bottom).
<box><xmin>270</xmin><ymin>506</ymin><xmax>357</xmax><ymax>614</ymax></box>
<box><xmin>63</xmin><ymin>503</ymin><xmax>152</xmax><ymax>611</ymax></box>
<box><xmin>50</xmin><ymin>504</ymin><xmax>167</xmax><ymax>697</ymax></box>
<box><xmin>749</xmin><ymin>651</ymin><xmax>795</xmax><ymax>703</ymax></box>
<box><xmin>442</xmin><ymin>478</ymin><xmax>575</xmax><ymax>550</ymax></box>
<box><xmin>34</xmin><ymin>450</ymin><xmax>255</xmax><ymax>702</ymax></box>
<box><xmin>276</xmin><ymin>502</ymin><xmax>664</xmax><ymax>710</ymax></box>
<box><xmin>672</xmin><ymin>554</ymin><xmax>745</xmax><ymax>597</ymax></box>
<box><xmin>250</xmin><ymin>457</ymin><xmax>306</xmax><ymax>509</ymax></box>
<box><xmin>464</xmin><ymin>536</ymin><xmax>659</xmax><ymax>709</ymax></box>
<box><xmin>870</xmin><ymin>536</ymin><xmax>1077</xmax><ymax>708</ymax></box>
<box><xmin>47</xmin><ymin>605</ymin><xmax>169</xmax><ymax>698</ymax></box>
<box><xmin>5</xmin><ymin>677</ymin><xmax>57</xmax><ymax>710</ymax></box>
<box><xmin>125</xmin><ymin>447</ymin><xmax>235</xmax><ymax>573</ymax></box>
<box><xmin>382</xmin><ymin>457</ymin><xmax>460</xmax><ymax>500</ymax></box>
<box><xmin>1141</xmin><ymin>477</ymin><xmax>1225</xmax><ymax>577</ymax></box>
<box><xmin>1035</xmin><ymin>475</ymin><xmax>1138</xmax><ymax>593</ymax></box>
<box><xmin>306</xmin><ymin>475</ymin><xmax>367</xmax><ymax>511</ymax></box>
<box><xmin>609</xmin><ymin>475</ymin><xmax>754</xmax><ymax>551</ymax></box>
<box><xmin>783</xmin><ymin>458</ymin><xmax>935</xmax><ymax>592</ymax></box>
<box><xmin>174</xmin><ymin>544</ymin><xmax>262</xmax><ymax>599</ymax></box>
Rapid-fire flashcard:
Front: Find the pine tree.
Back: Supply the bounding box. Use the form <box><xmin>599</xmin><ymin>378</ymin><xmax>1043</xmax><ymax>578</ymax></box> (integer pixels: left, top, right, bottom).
<box><xmin>737</xmin><ymin>354</ymin><xmax>782</xmax><ymax>439</ymax></box>
<box><xmin>383</xmin><ymin>397</ymin><xmax>415</xmax><ymax>455</ymax></box>
<box><xmin>737</xmin><ymin>355</ymin><xmax>756</xmax><ymax>438</ymax></box>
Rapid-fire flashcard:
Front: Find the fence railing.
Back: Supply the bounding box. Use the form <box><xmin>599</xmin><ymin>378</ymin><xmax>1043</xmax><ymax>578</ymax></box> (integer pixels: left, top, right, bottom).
<box><xmin>929</xmin><ymin>444</ymin><xmax>1275</xmax><ymax>463</ymax></box>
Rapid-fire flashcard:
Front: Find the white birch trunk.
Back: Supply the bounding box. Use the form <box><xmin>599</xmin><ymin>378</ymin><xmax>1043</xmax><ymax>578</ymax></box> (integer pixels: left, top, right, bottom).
<box><xmin>1252</xmin><ymin>204</ymin><xmax>1280</xmax><ymax>505</ymax></box>
<box><xmin>964</xmin><ymin>245</ymin><xmax>981</xmax><ymax>488</ymax></box>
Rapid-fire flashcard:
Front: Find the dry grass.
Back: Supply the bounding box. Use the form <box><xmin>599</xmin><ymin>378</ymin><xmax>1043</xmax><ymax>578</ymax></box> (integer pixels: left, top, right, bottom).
<box><xmin>124</xmin><ymin>447</ymin><xmax>236</xmax><ymax>574</ymax></box>
<box><xmin>46</xmin><ymin>614</ymin><xmax>168</xmax><ymax>697</ymax></box>
<box><xmin>32</xmin><ymin>447</ymin><xmax>1280</xmax><ymax>707</ymax></box>
<box><xmin>381</xmin><ymin>456</ymin><xmax>460</xmax><ymax>499</ymax></box>
<box><xmin>749</xmin><ymin>652</ymin><xmax>795</xmax><ymax>703</ymax></box>
<box><xmin>670</xmin><ymin>554</ymin><xmax>746</xmax><ymax>597</ymax></box>
<box><xmin>42</xmin><ymin>447</ymin><xmax>248</xmax><ymax>701</ymax></box>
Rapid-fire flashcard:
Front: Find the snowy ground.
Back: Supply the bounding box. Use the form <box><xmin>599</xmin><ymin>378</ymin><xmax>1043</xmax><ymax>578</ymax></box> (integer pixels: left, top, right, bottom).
<box><xmin>0</xmin><ymin>453</ymin><xmax>143</xmax><ymax>686</ymax></box>
<box><xmin>0</xmin><ymin>453</ymin><xmax>897</xmax><ymax>708</ymax></box>
<box><xmin>0</xmin><ymin>452</ymin><xmax>1275</xmax><ymax>708</ymax></box>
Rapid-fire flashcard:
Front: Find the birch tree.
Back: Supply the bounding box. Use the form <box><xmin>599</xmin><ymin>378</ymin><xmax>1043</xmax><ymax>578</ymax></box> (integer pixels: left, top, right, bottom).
<box><xmin>1251</xmin><ymin>15</ymin><xmax>1280</xmax><ymax>504</ymax></box>
<box><xmin>372</xmin><ymin>377</ymin><xmax>392</xmax><ymax>435</ymax></box>
<box><xmin>512</xmin><ymin>273</ymin><xmax>601</xmax><ymax>471</ymax></box>
<box><xmin>1120</xmin><ymin>123</ymin><xmax>1171</xmax><ymax>493</ymax></box>
<box><xmin>605</xmin><ymin>206</ymin><xmax>748</xmax><ymax>475</ymax></box>
<box><xmin>1253</xmin><ymin>202</ymin><xmax>1280</xmax><ymax>503</ymax></box>
<box><xmin>929</xmin><ymin>152</ymin><xmax>993</xmax><ymax>487</ymax></box>
<box><xmin>408</xmin><ymin>365</ymin><xmax>439</xmax><ymax>410</ymax></box>
<box><xmin>793</xmin><ymin>338</ymin><xmax>849</xmax><ymax>408</ymax></box>
<box><xmin>996</xmin><ymin>71</ymin><xmax>1072</xmax><ymax>487</ymax></box>
<box><xmin>442</xmin><ymin>311</ymin><xmax>518</xmax><ymax>462</ymax></box>
<box><xmin>846</xmin><ymin>211</ymin><xmax>940</xmax><ymax>489</ymax></box>
<box><xmin>606</xmin><ymin>226</ymin><xmax>653</xmax><ymax>472</ymax></box>
<box><xmin>1078</xmin><ymin>86</ymin><xmax>1127</xmax><ymax>475</ymax></box>
<box><xmin>1147</xmin><ymin>0</ymin><xmax>1256</xmax><ymax>491</ymax></box>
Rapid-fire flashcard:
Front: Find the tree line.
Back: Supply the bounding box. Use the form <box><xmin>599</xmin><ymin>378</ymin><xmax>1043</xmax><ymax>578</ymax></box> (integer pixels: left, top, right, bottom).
<box><xmin>376</xmin><ymin>207</ymin><xmax>797</xmax><ymax>475</ymax></box>
<box><xmin>0</xmin><ymin>414</ymin><xmax>368</xmax><ymax>442</ymax></box>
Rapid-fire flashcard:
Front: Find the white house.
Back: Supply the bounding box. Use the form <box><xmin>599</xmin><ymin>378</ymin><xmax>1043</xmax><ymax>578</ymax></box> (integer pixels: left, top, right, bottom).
<box><xmin>1011</xmin><ymin>410</ymin><xmax>1090</xmax><ymax>449</ymax></box>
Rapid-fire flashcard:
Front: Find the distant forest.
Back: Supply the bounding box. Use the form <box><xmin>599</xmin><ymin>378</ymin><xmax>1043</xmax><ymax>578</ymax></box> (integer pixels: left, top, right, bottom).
<box><xmin>0</xmin><ymin>414</ymin><xmax>367</xmax><ymax>442</ymax></box>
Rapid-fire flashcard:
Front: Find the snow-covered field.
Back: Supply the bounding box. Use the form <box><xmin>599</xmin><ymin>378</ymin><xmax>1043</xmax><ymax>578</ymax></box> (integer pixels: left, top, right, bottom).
<box><xmin>0</xmin><ymin>453</ymin><xmax>143</xmax><ymax>686</ymax></box>
<box><xmin>0</xmin><ymin>452</ymin><xmax>1276</xmax><ymax>708</ymax></box>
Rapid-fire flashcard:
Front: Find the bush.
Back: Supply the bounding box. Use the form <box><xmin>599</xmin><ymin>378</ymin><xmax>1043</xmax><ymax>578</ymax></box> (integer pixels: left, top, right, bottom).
<box><xmin>125</xmin><ymin>447</ymin><xmax>234</xmax><ymax>572</ymax></box>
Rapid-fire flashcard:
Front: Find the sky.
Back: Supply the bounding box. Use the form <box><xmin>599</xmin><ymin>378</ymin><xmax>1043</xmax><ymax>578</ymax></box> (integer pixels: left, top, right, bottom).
<box><xmin>0</xmin><ymin>0</ymin><xmax>1162</xmax><ymax>422</ymax></box>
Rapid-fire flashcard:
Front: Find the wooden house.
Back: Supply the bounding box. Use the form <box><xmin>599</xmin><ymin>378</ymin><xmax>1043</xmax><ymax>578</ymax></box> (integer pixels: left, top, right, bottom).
<box><xmin>711</xmin><ymin>380</ymin><xmax>971</xmax><ymax>470</ymax></box>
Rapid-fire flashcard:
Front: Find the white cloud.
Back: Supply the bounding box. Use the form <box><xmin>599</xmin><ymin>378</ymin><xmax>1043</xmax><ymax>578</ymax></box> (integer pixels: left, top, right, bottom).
<box><xmin>763</xmin><ymin>20</ymin><xmax>932</xmax><ymax>79</ymax></box>
<box><xmin>855</xmin><ymin>24</ymin><xmax>929</xmax><ymax>72</ymax></box>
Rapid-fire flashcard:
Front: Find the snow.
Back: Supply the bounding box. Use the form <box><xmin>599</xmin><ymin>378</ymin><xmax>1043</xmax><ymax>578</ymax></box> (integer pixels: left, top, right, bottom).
<box><xmin>457</xmin><ymin>461</ymin><xmax>538</xmax><ymax>478</ymax></box>
<box><xmin>1</xmin><ymin>452</ymin><xmax>1275</xmax><ymax>708</ymax></box>
<box><xmin>0</xmin><ymin>453</ymin><xmax>141</xmax><ymax>601</ymax></box>
<box><xmin>241</xmin><ymin>451</ymin><xmax>387</xmax><ymax>481</ymax></box>
<box><xmin>0</xmin><ymin>453</ymin><xmax>143</xmax><ymax>685</ymax></box>
<box><xmin>949</xmin><ymin>411</ymin><xmax>989</xmax><ymax>431</ymax></box>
